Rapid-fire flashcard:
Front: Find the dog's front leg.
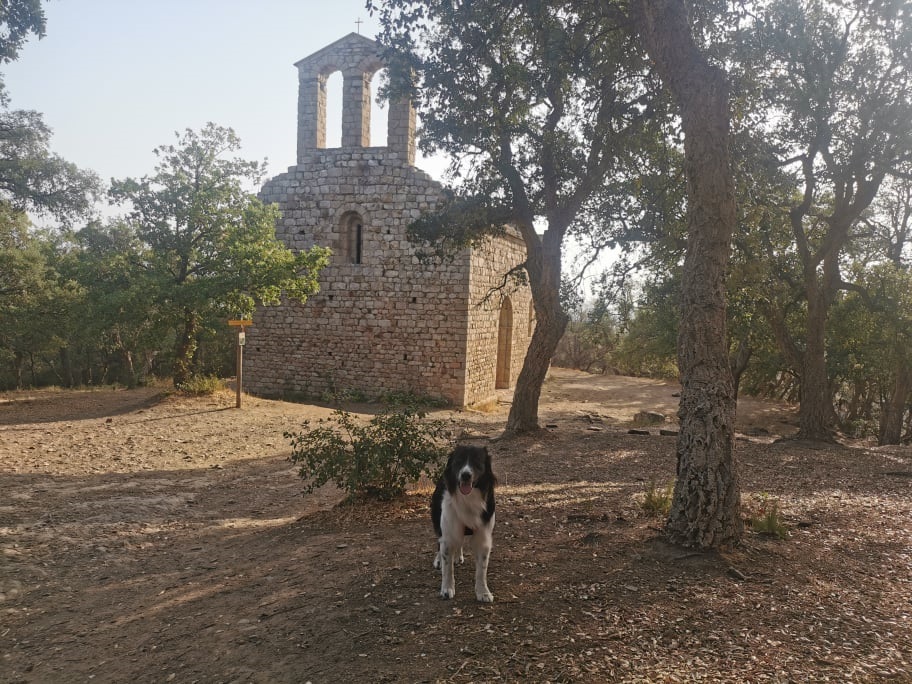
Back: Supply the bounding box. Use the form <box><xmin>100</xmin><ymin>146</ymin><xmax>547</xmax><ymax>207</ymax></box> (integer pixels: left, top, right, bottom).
<box><xmin>433</xmin><ymin>539</ymin><xmax>442</xmax><ymax>570</ymax></box>
<box><xmin>472</xmin><ymin>525</ymin><xmax>494</xmax><ymax>603</ymax></box>
<box><xmin>439</xmin><ymin>539</ymin><xmax>456</xmax><ymax>599</ymax></box>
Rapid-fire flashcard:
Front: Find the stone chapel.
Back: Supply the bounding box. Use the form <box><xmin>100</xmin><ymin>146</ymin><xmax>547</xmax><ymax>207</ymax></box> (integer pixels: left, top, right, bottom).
<box><xmin>244</xmin><ymin>33</ymin><xmax>532</xmax><ymax>406</ymax></box>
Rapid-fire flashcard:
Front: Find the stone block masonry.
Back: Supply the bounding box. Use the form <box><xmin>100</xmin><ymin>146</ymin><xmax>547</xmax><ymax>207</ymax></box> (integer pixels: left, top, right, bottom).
<box><xmin>244</xmin><ymin>34</ymin><xmax>531</xmax><ymax>407</ymax></box>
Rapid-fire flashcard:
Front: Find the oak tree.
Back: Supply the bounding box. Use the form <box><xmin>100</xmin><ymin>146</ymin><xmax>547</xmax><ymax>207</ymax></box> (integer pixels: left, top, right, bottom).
<box><xmin>110</xmin><ymin>124</ymin><xmax>329</xmax><ymax>388</ymax></box>
<box><xmin>372</xmin><ymin>0</ymin><xmax>656</xmax><ymax>434</ymax></box>
<box><xmin>630</xmin><ymin>0</ymin><xmax>741</xmax><ymax>546</ymax></box>
<box><xmin>742</xmin><ymin>0</ymin><xmax>912</xmax><ymax>440</ymax></box>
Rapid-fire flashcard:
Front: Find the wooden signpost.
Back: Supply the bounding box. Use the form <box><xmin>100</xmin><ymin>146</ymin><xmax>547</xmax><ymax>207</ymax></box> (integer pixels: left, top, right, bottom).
<box><xmin>228</xmin><ymin>320</ymin><xmax>253</xmax><ymax>408</ymax></box>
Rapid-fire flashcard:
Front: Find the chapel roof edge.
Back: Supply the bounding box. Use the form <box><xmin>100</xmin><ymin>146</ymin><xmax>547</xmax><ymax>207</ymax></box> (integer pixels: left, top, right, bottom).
<box><xmin>293</xmin><ymin>32</ymin><xmax>381</xmax><ymax>69</ymax></box>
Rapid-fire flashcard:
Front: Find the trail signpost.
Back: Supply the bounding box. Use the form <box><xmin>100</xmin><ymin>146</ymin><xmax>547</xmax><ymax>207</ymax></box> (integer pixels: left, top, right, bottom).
<box><xmin>228</xmin><ymin>320</ymin><xmax>253</xmax><ymax>408</ymax></box>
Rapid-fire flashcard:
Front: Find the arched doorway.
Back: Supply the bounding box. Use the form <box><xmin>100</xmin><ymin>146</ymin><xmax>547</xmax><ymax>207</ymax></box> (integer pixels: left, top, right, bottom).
<box><xmin>495</xmin><ymin>297</ymin><xmax>513</xmax><ymax>389</ymax></box>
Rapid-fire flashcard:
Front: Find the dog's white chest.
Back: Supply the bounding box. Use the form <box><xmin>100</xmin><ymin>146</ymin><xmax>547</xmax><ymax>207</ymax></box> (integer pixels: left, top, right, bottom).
<box><xmin>446</xmin><ymin>490</ymin><xmax>489</xmax><ymax>530</ymax></box>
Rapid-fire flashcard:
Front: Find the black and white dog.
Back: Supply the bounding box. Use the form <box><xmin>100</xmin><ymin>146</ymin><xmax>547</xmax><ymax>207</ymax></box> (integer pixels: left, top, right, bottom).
<box><xmin>431</xmin><ymin>445</ymin><xmax>496</xmax><ymax>602</ymax></box>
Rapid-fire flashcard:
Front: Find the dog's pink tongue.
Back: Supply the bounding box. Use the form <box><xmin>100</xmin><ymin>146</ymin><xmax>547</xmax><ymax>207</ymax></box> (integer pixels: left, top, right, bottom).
<box><xmin>459</xmin><ymin>482</ymin><xmax>473</xmax><ymax>496</ymax></box>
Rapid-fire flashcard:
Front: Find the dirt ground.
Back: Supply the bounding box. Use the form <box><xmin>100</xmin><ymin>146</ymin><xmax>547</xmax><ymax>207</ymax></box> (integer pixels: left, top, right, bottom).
<box><xmin>1</xmin><ymin>368</ymin><xmax>910</xmax><ymax>683</ymax></box>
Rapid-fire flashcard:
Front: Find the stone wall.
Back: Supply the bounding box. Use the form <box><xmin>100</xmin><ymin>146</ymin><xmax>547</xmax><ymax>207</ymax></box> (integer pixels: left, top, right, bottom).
<box><xmin>464</xmin><ymin>234</ymin><xmax>534</xmax><ymax>405</ymax></box>
<box><xmin>245</xmin><ymin>147</ymin><xmax>471</xmax><ymax>403</ymax></box>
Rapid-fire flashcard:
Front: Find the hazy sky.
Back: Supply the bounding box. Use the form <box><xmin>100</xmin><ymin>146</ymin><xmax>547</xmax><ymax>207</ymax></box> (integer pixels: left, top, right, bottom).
<box><xmin>4</xmin><ymin>0</ymin><xmax>445</xmax><ymax>197</ymax></box>
<box><xmin>5</xmin><ymin>1</ymin><xmax>604</xmax><ymax>285</ymax></box>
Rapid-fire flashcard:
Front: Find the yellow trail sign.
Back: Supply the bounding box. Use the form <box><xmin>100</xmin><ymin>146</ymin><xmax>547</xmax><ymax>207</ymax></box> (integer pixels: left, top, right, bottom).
<box><xmin>228</xmin><ymin>319</ymin><xmax>253</xmax><ymax>327</ymax></box>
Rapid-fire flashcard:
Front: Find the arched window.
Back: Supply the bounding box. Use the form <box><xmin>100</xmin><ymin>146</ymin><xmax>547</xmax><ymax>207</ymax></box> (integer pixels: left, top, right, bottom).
<box><xmin>324</xmin><ymin>70</ymin><xmax>343</xmax><ymax>148</ymax></box>
<box><xmin>338</xmin><ymin>211</ymin><xmax>364</xmax><ymax>265</ymax></box>
<box><xmin>370</xmin><ymin>68</ymin><xmax>389</xmax><ymax>148</ymax></box>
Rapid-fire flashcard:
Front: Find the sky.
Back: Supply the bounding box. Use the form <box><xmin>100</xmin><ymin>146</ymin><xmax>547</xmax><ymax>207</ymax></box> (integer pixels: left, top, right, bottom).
<box><xmin>4</xmin><ymin>0</ymin><xmax>606</xmax><ymax>291</ymax></box>
<box><xmin>3</xmin><ymin>0</ymin><xmax>446</xmax><ymax>199</ymax></box>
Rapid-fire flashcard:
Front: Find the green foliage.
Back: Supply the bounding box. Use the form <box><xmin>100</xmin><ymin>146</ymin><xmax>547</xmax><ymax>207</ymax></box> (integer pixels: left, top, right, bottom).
<box><xmin>0</xmin><ymin>2</ymin><xmax>104</xmax><ymax>388</ymax></box>
<box><xmin>0</xmin><ymin>109</ymin><xmax>100</xmax><ymax>224</ymax></box>
<box><xmin>285</xmin><ymin>407</ymin><xmax>452</xmax><ymax>501</ymax></box>
<box><xmin>641</xmin><ymin>481</ymin><xmax>674</xmax><ymax>517</ymax></box>
<box><xmin>0</xmin><ymin>0</ymin><xmax>46</xmax><ymax>66</ymax></box>
<box><xmin>553</xmin><ymin>299</ymin><xmax>621</xmax><ymax>374</ymax></box>
<box><xmin>750</xmin><ymin>495</ymin><xmax>789</xmax><ymax>540</ymax></box>
<box><xmin>53</xmin><ymin>220</ymin><xmax>166</xmax><ymax>387</ymax></box>
<box><xmin>0</xmin><ymin>222</ymin><xmax>84</xmax><ymax>388</ymax></box>
<box><xmin>176</xmin><ymin>374</ymin><xmax>224</xmax><ymax>396</ymax></box>
<box><xmin>734</xmin><ymin>0</ymin><xmax>912</xmax><ymax>438</ymax></box>
<box><xmin>613</xmin><ymin>279</ymin><xmax>680</xmax><ymax>379</ymax></box>
<box><xmin>109</xmin><ymin>124</ymin><xmax>330</xmax><ymax>387</ymax></box>
<box><xmin>379</xmin><ymin>389</ymin><xmax>450</xmax><ymax>409</ymax></box>
<box><xmin>0</xmin><ymin>211</ymin><xmax>44</xmax><ymax>304</ymax></box>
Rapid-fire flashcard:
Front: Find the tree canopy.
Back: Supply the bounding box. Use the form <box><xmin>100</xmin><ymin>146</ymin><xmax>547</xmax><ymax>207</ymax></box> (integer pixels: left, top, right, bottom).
<box><xmin>371</xmin><ymin>0</ymin><xmax>660</xmax><ymax>434</ymax></box>
<box><xmin>0</xmin><ymin>0</ymin><xmax>99</xmax><ymax>224</ymax></box>
<box><xmin>110</xmin><ymin>124</ymin><xmax>330</xmax><ymax>387</ymax></box>
<box><xmin>0</xmin><ymin>0</ymin><xmax>45</xmax><ymax>67</ymax></box>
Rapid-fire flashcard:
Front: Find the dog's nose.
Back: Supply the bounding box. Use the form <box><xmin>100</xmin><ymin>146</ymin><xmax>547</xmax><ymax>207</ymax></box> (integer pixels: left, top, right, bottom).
<box><xmin>460</xmin><ymin>472</ymin><xmax>472</xmax><ymax>482</ymax></box>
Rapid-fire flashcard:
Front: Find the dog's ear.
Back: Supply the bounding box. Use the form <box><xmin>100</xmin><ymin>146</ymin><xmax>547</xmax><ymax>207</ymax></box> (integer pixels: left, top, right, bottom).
<box><xmin>443</xmin><ymin>447</ymin><xmax>460</xmax><ymax>491</ymax></box>
<box><xmin>482</xmin><ymin>446</ymin><xmax>497</xmax><ymax>484</ymax></box>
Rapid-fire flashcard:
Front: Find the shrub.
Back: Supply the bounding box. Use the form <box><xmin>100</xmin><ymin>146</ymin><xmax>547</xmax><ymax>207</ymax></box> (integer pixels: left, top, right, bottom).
<box><xmin>285</xmin><ymin>407</ymin><xmax>451</xmax><ymax>501</ymax></box>
<box><xmin>320</xmin><ymin>387</ymin><xmax>369</xmax><ymax>404</ymax></box>
<box><xmin>641</xmin><ymin>480</ymin><xmax>674</xmax><ymax>517</ymax></box>
<box><xmin>751</xmin><ymin>495</ymin><xmax>789</xmax><ymax>540</ymax></box>
<box><xmin>379</xmin><ymin>389</ymin><xmax>449</xmax><ymax>409</ymax></box>
<box><xmin>176</xmin><ymin>374</ymin><xmax>223</xmax><ymax>395</ymax></box>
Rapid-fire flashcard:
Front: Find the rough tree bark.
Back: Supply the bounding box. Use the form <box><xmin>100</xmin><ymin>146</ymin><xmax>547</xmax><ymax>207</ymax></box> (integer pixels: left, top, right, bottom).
<box><xmin>789</xmin><ymin>200</ymin><xmax>850</xmax><ymax>441</ymax></box>
<box><xmin>505</xmin><ymin>227</ymin><xmax>569</xmax><ymax>435</ymax></box>
<box><xmin>730</xmin><ymin>339</ymin><xmax>752</xmax><ymax>401</ymax></box>
<box><xmin>880</xmin><ymin>362</ymin><xmax>912</xmax><ymax>445</ymax></box>
<box><xmin>173</xmin><ymin>309</ymin><xmax>199</xmax><ymax>388</ymax></box>
<box><xmin>799</xmin><ymin>276</ymin><xmax>837</xmax><ymax>440</ymax></box>
<box><xmin>631</xmin><ymin>0</ymin><xmax>741</xmax><ymax>547</ymax></box>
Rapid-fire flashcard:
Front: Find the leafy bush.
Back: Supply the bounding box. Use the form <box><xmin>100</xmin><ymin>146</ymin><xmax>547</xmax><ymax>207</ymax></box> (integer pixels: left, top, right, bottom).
<box><xmin>176</xmin><ymin>374</ymin><xmax>223</xmax><ymax>395</ymax></box>
<box><xmin>285</xmin><ymin>407</ymin><xmax>451</xmax><ymax>501</ymax></box>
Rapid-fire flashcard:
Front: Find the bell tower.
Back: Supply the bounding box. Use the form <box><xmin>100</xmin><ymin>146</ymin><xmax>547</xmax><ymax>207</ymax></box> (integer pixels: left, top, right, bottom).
<box><xmin>294</xmin><ymin>33</ymin><xmax>416</xmax><ymax>165</ymax></box>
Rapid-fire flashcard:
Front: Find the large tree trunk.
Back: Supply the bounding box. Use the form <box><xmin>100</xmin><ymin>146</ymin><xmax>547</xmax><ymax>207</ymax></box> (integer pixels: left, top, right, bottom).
<box><xmin>121</xmin><ymin>349</ymin><xmax>137</xmax><ymax>388</ymax></box>
<box><xmin>59</xmin><ymin>346</ymin><xmax>75</xmax><ymax>388</ymax></box>
<box><xmin>111</xmin><ymin>331</ymin><xmax>137</xmax><ymax>387</ymax></box>
<box><xmin>13</xmin><ymin>350</ymin><xmax>24</xmax><ymax>390</ymax></box>
<box><xmin>632</xmin><ymin>0</ymin><xmax>741</xmax><ymax>548</ymax></box>
<box><xmin>506</xmin><ymin>304</ymin><xmax>568</xmax><ymax>434</ymax></box>
<box><xmin>795</xmin><ymin>236</ymin><xmax>842</xmax><ymax>440</ymax></box>
<box><xmin>880</xmin><ymin>361</ymin><xmax>912</xmax><ymax>445</ymax></box>
<box><xmin>505</xmin><ymin>229</ymin><xmax>568</xmax><ymax>434</ymax></box>
<box><xmin>730</xmin><ymin>338</ymin><xmax>752</xmax><ymax>401</ymax></box>
<box><xmin>798</xmin><ymin>286</ymin><xmax>836</xmax><ymax>440</ymax></box>
<box><xmin>173</xmin><ymin>308</ymin><xmax>199</xmax><ymax>388</ymax></box>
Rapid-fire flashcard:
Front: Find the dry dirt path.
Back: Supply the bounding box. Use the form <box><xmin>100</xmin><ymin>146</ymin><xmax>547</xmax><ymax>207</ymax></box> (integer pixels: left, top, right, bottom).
<box><xmin>1</xmin><ymin>371</ymin><xmax>910</xmax><ymax>682</ymax></box>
